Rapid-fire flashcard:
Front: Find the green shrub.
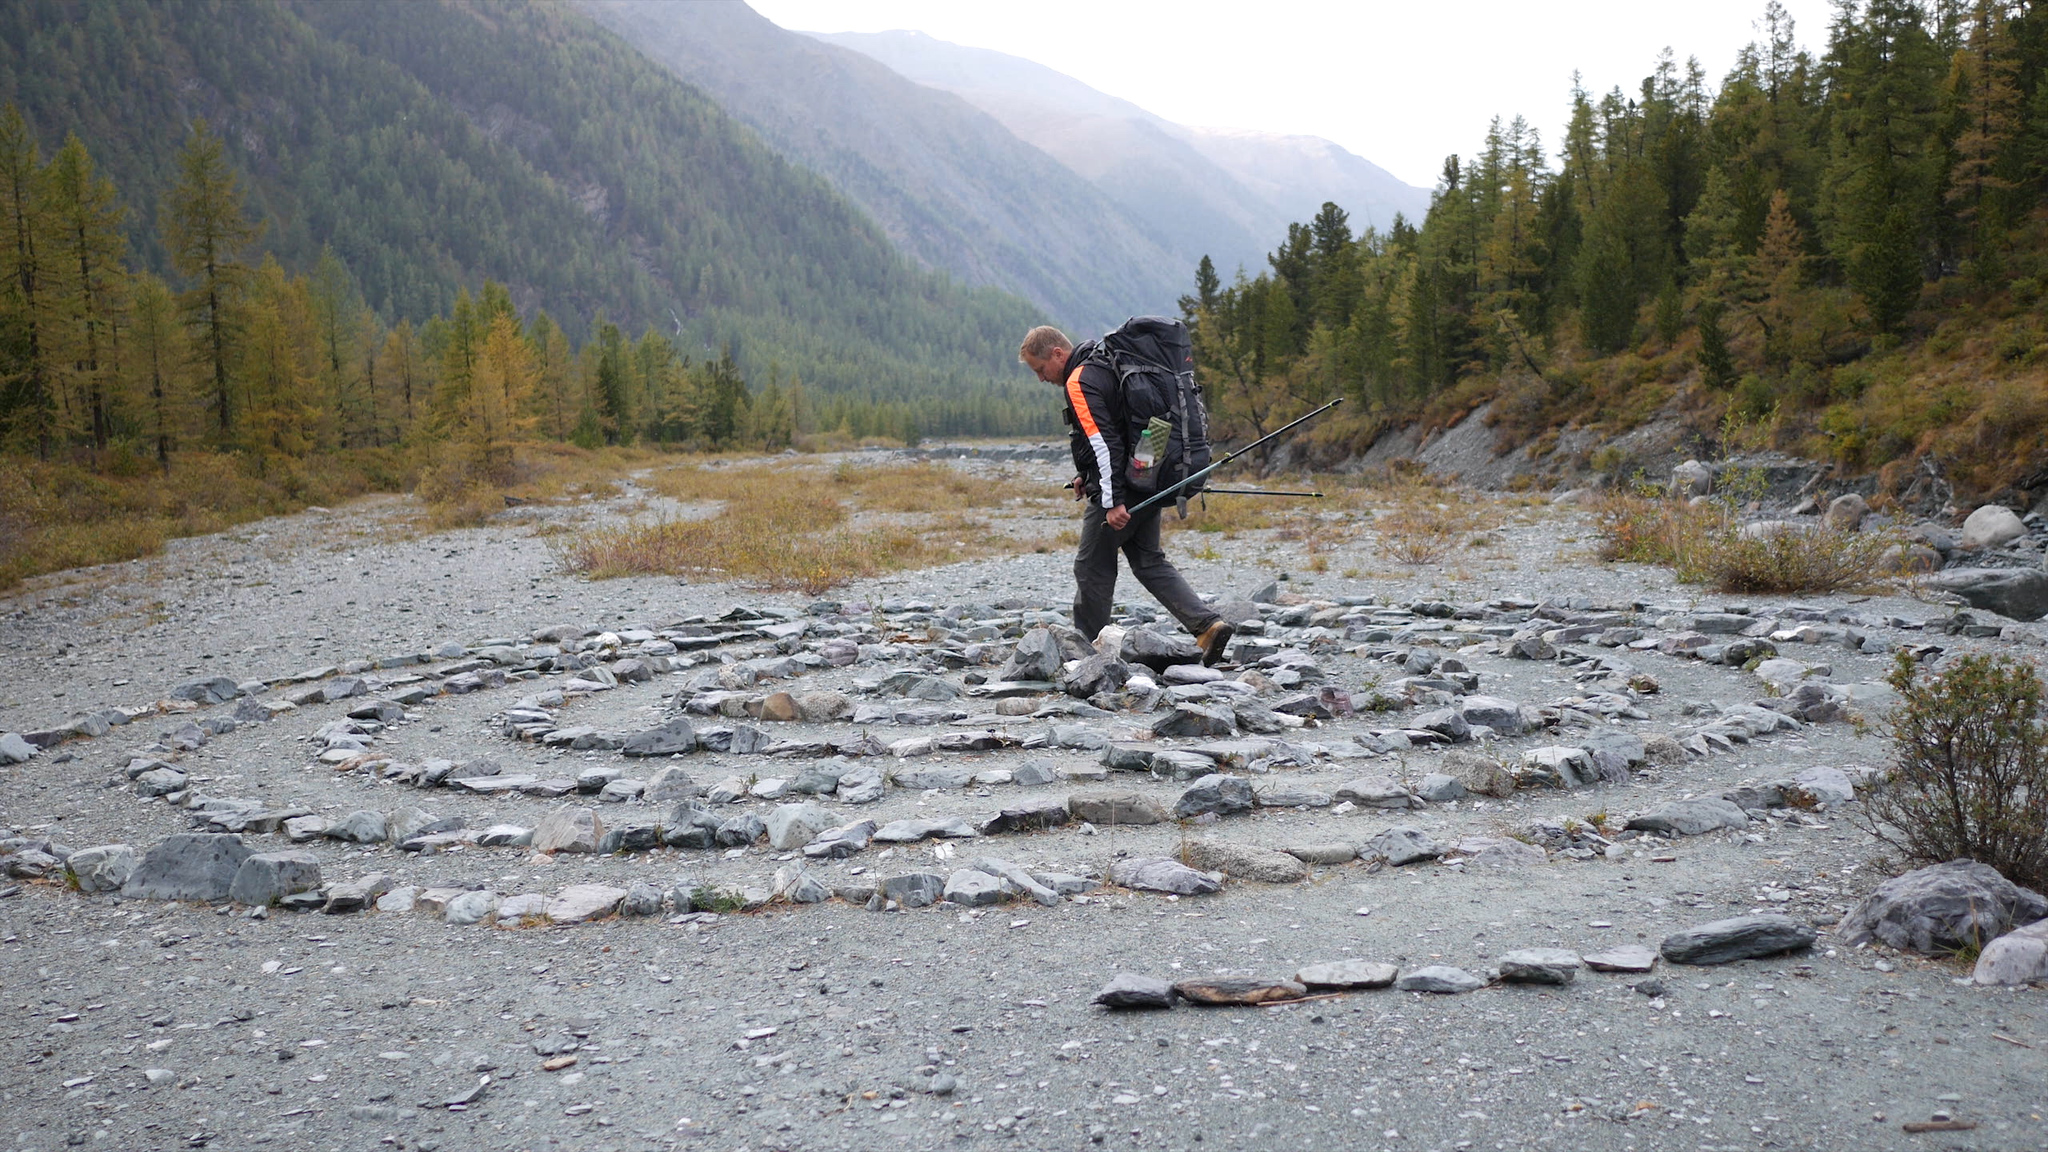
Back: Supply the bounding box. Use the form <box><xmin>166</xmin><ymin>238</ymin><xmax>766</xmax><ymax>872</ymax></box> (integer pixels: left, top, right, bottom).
<box><xmin>1860</xmin><ymin>652</ymin><xmax>2048</xmax><ymax>892</ymax></box>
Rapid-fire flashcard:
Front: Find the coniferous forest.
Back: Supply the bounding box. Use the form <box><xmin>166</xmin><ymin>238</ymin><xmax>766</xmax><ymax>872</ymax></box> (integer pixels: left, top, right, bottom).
<box><xmin>1188</xmin><ymin>1</ymin><xmax>2048</xmax><ymax>503</ymax></box>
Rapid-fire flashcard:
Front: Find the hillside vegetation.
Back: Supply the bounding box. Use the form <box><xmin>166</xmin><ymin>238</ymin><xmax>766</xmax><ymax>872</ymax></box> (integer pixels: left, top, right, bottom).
<box><xmin>1189</xmin><ymin>1</ymin><xmax>2048</xmax><ymax>508</ymax></box>
<box><xmin>0</xmin><ymin>0</ymin><xmax>1045</xmax><ymax>401</ymax></box>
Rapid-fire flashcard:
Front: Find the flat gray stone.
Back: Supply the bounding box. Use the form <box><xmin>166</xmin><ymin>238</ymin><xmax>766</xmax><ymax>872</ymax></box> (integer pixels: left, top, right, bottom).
<box><xmin>1661</xmin><ymin>915</ymin><xmax>1817</xmax><ymax>964</ymax></box>
<box><xmin>65</xmin><ymin>844</ymin><xmax>137</xmax><ymax>894</ymax></box>
<box><xmin>1180</xmin><ymin>839</ymin><xmax>1308</xmax><ymax>883</ymax></box>
<box><xmin>544</xmin><ymin>884</ymin><xmax>628</xmax><ymax>924</ymax></box>
<box><xmin>1396</xmin><ymin>965</ymin><xmax>1485</xmax><ymax>994</ymax></box>
<box><xmin>1294</xmin><ymin>960</ymin><xmax>1397</xmax><ymax>990</ymax></box>
<box><xmin>802</xmin><ymin>820</ymin><xmax>876</xmax><ymax>859</ymax></box>
<box><xmin>1582</xmin><ymin>945</ymin><xmax>1659</xmax><ymax>973</ymax></box>
<box><xmin>942</xmin><ymin>869</ymin><xmax>1006</xmax><ymax>906</ymax></box>
<box><xmin>1067</xmin><ymin>790</ymin><xmax>1169</xmax><ymax>825</ymax></box>
<box><xmin>1282</xmin><ymin>843</ymin><xmax>1357</xmax><ymax>866</ymax></box>
<box><xmin>1926</xmin><ymin>567</ymin><xmax>2048</xmax><ymax>621</ymax></box>
<box><xmin>969</xmin><ymin>857</ymin><xmax>1060</xmax><ymax>907</ymax></box>
<box><xmin>1093</xmin><ymin>973</ymin><xmax>1176</xmax><ymax>1009</ymax></box>
<box><xmin>1109</xmin><ymin>857</ymin><xmax>1221</xmax><ymax>896</ymax></box>
<box><xmin>1625</xmin><ymin>797</ymin><xmax>1750</xmax><ymax>836</ymax></box>
<box><xmin>623</xmin><ymin>717</ymin><xmax>697</xmax><ymax>757</ymax></box>
<box><xmin>1413</xmin><ymin>772</ymin><xmax>1466</xmax><ymax>802</ymax></box>
<box><xmin>228</xmin><ymin>851</ymin><xmax>322</xmax><ymax>906</ymax></box>
<box><xmin>1497</xmin><ymin>948</ymin><xmax>1582</xmax><ymax>985</ymax></box>
<box><xmin>322</xmin><ymin>873</ymin><xmax>393</xmax><ymax>914</ymax></box>
<box><xmin>120</xmin><ymin>834</ymin><xmax>252</xmax><ymax>902</ymax></box>
<box><xmin>1332</xmin><ymin>776</ymin><xmax>1414</xmax><ymax>808</ymax></box>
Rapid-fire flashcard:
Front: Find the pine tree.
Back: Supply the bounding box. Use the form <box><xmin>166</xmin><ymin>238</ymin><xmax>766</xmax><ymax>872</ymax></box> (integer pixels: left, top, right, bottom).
<box><xmin>162</xmin><ymin>119</ymin><xmax>262</xmax><ymax>439</ymax></box>
<box><xmin>127</xmin><ymin>272</ymin><xmax>181</xmax><ymax>469</ymax></box>
<box><xmin>0</xmin><ymin>104</ymin><xmax>54</xmax><ymax>456</ymax></box>
<box><xmin>43</xmin><ymin>134</ymin><xmax>127</xmax><ymax>453</ymax></box>
<box><xmin>1942</xmin><ymin>0</ymin><xmax>2022</xmax><ymax>264</ymax></box>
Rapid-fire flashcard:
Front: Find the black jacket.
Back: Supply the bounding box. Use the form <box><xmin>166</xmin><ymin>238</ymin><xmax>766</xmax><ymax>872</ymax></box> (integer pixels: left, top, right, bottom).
<box><xmin>1060</xmin><ymin>340</ymin><xmax>1130</xmax><ymax>509</ymax></box>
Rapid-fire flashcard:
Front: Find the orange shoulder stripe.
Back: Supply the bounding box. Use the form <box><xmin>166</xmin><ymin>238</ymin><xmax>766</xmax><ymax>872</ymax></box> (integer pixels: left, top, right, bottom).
<box><xmin>1065</xmin><ymin>365</ymin><xmax>1100</xmax><ymax>437</ymax></box>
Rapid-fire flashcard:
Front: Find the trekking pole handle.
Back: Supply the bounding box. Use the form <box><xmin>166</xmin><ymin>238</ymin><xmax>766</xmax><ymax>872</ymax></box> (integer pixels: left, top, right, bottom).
<box><xmin>1126</xmin><ymin>396</ymin><xmax>1344</xmax><ymax>518</ymax></box>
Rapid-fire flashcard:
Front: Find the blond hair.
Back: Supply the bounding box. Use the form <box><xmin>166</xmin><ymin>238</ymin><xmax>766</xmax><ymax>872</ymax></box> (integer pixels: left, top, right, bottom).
<box><xmin>1018</xmin><ymin>325</ymin><xmax>1072</xmax><ymax>360</ymax></box>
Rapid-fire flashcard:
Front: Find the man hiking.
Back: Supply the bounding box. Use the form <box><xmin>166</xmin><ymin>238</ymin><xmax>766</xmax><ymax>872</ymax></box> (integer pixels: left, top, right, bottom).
<box><xmin>1019</xmin><ymin>324</ymin><xmax>1233</xmax><ymax>665</ymax></box>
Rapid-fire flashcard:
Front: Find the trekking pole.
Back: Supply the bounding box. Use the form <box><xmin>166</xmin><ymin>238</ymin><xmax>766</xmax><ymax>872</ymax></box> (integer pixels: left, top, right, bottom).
<box><xmin>1201</xmin><ymin>488</ymin><xmax>1323</xmax><ymax>498</ymax></box>
<box><xmin>1126</xmin><ymin>396</ymin><xmax>1344</xmax><ymax>518</ymax></box>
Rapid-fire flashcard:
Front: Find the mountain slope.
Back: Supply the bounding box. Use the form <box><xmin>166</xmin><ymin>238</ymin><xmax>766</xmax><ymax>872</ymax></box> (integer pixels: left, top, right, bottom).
<box><xmin>814</xmin><ymin>30</ymin><xmax>1430</xmax><ymax>268</ymax></box>
<box><xmin>579</xmin><ymin>0</ymin><xmax>1186</xmax><ymax>330</ymax></box>
<box><xmin>0</xmin><ymin>0</ymin><xmax>1037</xmax><ymax>399</ymax></box>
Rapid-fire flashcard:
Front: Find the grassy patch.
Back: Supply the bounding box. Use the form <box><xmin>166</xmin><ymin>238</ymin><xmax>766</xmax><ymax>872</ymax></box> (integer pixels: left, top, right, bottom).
<box><xmin>566</xmin><ymin>461</ymin><xmax>1033</xmax><ymax>593</ymax></box>
<box><xmin>1593</xmin><ymin>492</ymin><xmax>1896</xmax><ymax>594</ymax></box>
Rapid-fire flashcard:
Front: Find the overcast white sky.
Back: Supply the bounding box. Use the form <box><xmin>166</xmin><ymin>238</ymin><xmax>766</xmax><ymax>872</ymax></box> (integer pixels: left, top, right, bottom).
<box><xmin>746</xmin><ymin>0</ymin><xmax>1842</xmax><ymax>189</ymax></box>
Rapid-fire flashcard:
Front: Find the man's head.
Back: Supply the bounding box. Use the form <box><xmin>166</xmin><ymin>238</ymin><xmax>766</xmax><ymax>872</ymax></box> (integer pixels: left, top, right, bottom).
<box><xmin>1019</xmin><ymin>325</ymin><xmax>1072</xmax><ymax>384</ymax></box>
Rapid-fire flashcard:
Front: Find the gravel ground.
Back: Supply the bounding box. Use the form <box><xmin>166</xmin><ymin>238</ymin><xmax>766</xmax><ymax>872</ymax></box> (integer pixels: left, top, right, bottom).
<box><xmin>3</xmin><ymin>453</ymin><xmax>2046</xmax><ymax>1152</ymax></box>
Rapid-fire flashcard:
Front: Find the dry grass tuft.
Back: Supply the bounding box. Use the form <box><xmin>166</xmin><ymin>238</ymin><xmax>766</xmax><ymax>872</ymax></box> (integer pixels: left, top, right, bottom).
<box><xmin>1593</xmin><ymin>492</ymin><xmax>1896</xmax><ymax>593</ymax></box>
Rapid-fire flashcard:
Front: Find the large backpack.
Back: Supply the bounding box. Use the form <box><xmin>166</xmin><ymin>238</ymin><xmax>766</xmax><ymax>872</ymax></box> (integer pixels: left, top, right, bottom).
<box><xmin>1083</xmin><ymin>316</ymin><xmax>1212</xmax><ymax>501</ymax></box>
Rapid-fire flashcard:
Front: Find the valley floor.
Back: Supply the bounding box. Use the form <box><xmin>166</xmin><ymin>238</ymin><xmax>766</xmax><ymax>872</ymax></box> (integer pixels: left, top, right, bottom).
<box><xmin>1</xmin><ymin>451</ymin><xmax>2044</xmax><ymax>1152</ymax></box>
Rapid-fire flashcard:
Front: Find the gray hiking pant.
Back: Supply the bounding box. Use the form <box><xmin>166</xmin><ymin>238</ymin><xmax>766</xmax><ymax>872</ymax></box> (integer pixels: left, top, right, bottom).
<box><xmin>1072</xmin><ymin>501</ymin><xmax>1219</xmax><ymax>642</ymax></box>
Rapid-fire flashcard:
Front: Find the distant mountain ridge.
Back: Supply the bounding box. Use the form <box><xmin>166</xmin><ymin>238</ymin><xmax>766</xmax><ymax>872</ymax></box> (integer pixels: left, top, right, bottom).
<box><xmin>811</xmin><ymin>29</ymin><xmax>1431</xmax><ymax>271</ymax></box>
<box><xmin>579</xmin><ymin>0</ymin><xmax>1188</xmax><ymax>331</ymax></box>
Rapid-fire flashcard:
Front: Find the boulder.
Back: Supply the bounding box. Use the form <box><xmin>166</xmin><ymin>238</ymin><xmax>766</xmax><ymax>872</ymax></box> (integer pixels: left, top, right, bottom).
<box><xmin>1958</xmin><ymin>503</ymin><xmax>2026</xmax><ymax>550</ymax></box>
<box><xmin>1109</xmin><ymin>857</ymin><xmax>1221</xmax><ymax>896</ymax></box>
<box><xmin>228</xmin><ymin>851</ymin><xmax>323</xmax><ymax>906</ymax></box>
<box><xmin>1497</xmin><ymin>948</ymin><xmax>1582</xmax><ymax>985</ymax></box>
<box><xmin>1973</xmin><ymin>918</ymin><xmax>2048</xmax><ymax>986</ymax></box>
<box><xmin>880</xmin><ymin>872</ymin><xmax>946</xmax><ymax>909</ymax></box>
<box><xmin>968</xmin><ymin>857</ymin><xmax>1060</xmax><ymax>907</ymax></box>
<box><xmin>323</xmin><ymin>810</ymin><xmax>388</xmax><ymax>844</ymax></box>
<box><xmin>1925</xmin><ymin>568</ymin><xmax>2048</xmax><ymax>622</ymax></box>
<box><xmin>1061</xmin><ymin>653</ymin><xmax>1131</xmax><ymax>699</ymax></box>
<box><xmin>977</xmin><ymin>798</ymin><xmax>1071</xmax><ymax>835</ymax></box>
<box><xmin>622</xmin><ymin>717</ymin><xmax>696</xmax><ymax>757</ymax></box>
<box><xmin>1362</xmin><ymin>825</ymin><xmax>1443</xmax><ymax>866</ymax></box>
<box><xmin>1067</xmin><ymin>790</ymin><xmax>1169</xmax><ymax>825</ymax></box>
<box><xmin>1839</xmin><ymin>860</ymin><xmax>2048</xmax><ymax>955</ymax></box>
<box><xmin>1442</xmin><ymin>750</ymin><xmax>1515</xmax><ymax>799</ymax></box>
<box><xmin>1671</xmin><ymin>460</ymin><xmax>1712</xmax><ymax>496</ymax></box>
<box><xmin>791</xmin><ymin>690</ymin><xmax>852</xmax><ymax>723</ymax></box>
<box><xmin>1180</xmin><ymin>839</ymin><xmax>1309</xmax><ymax>883</ymax></box>
<box><xmin>65</xmin><ymin>844</ymin><xmax>137</xmax><ymax>894</ymax></box>
<box><xmin>1456</xmin><ymin>695</ymin><xmax>1526</xmax><ymax>735</ymax></box>
<box><xmin>764</xmin><ymin>803</ymin><xmax>832</xmax><ymax>850</ymax></box>
<box><xmin>443</xmin><ymin>890</ymin><xmax>499</xmax><ymax>926</ymax></box>
<box><xmin>322</xmin><ymin>873</ymin><xmax>393</xmax><ymax>914</ymax></box>
<box><xmin>998</xmin><ymin>628</ymin><xmax>1063</xmax><ymax>682</ymax></box>
<box><xmin>531</xmin><ymin>806</ymin><xmax>603</xmax><ymax>854</ymax></box>
<box><xmin>1824</xmin><ymin>492</ymin><xmax>1869</xmax><ymax>531</ymax></box>
<box><xmin>1175</xmin><ymin>774</ymin><xmax>1255</xmax><ymax>818</ymax></box>
<box><xmin>1152</xmin><ymin>704</ymin><xmax>1236</xmax><ymax>738</ymax></box>
<box><xmin>1661</xmin><ymin>915</ymin><xmax>1817</xmax><ymax>964</ymax></box>
<box><xmin>0</xmin><ymin>731</ymin><xmax>35</xmax><ymax>764</ymax></box>
<box><xmin>1092</xmin><ymin>974</ymin><xmax>1176</xmax><ymax>1010</ymax></box>
<box><xmin>1120</xmin><ymin>627</ymin><xmax>1201</xmax><ymax>672</ymax></box>
<box><xmin>120</xmin><ymin>834</ymin><xmax>252</xmax><ymax>902</ymax></box>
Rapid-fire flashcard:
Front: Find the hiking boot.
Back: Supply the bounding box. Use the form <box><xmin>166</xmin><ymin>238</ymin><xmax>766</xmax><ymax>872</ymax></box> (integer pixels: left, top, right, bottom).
<box><xmin>1196</xmin><ymin>620</ymin><xmax>1235</xmax><ymax>667</ymax></box>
